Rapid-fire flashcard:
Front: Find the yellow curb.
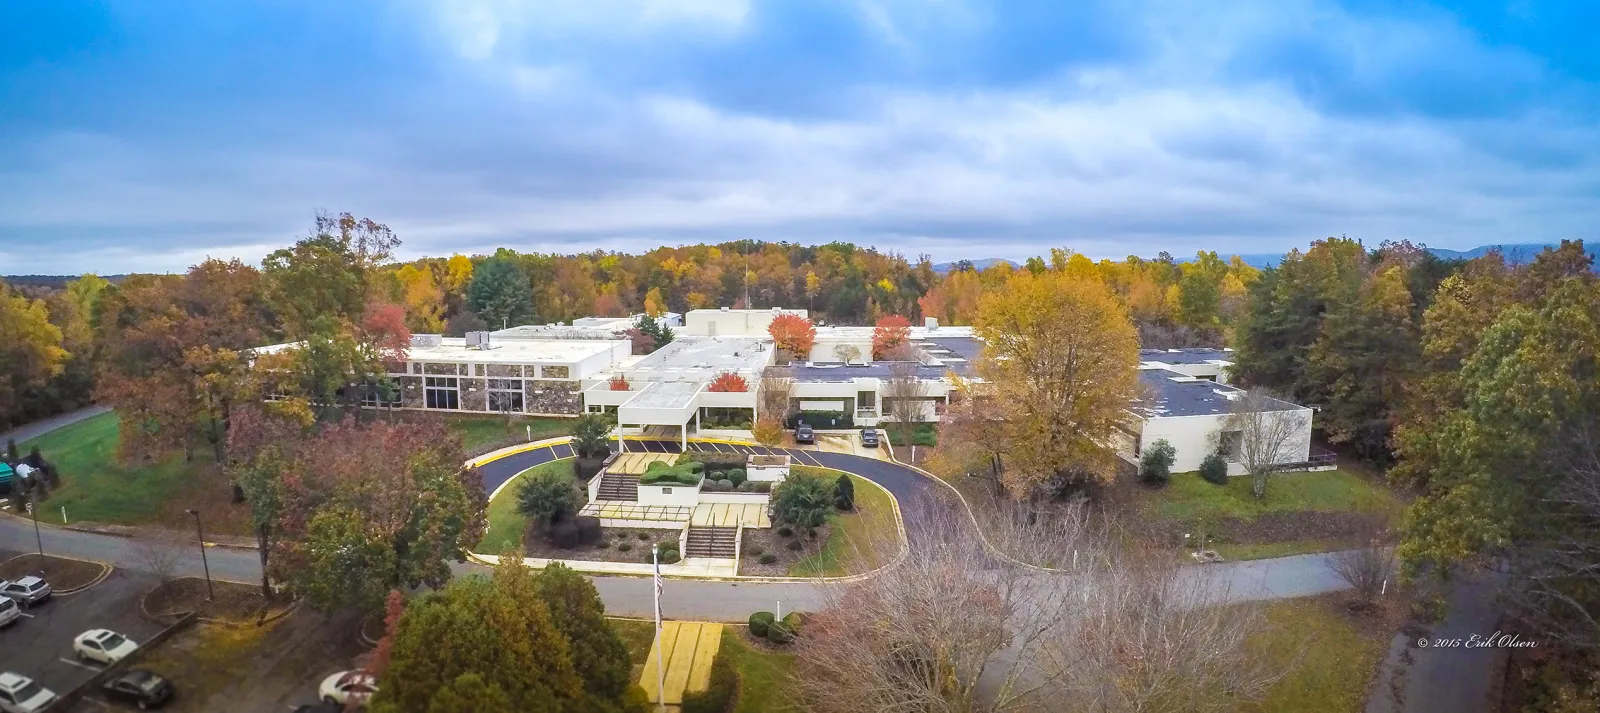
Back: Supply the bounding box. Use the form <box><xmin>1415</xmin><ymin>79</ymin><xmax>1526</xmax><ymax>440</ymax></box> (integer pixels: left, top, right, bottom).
<box><xmin>469</xmin><ymin>436</ymin><xmax>577</xmax><ymax>467</ymax></box>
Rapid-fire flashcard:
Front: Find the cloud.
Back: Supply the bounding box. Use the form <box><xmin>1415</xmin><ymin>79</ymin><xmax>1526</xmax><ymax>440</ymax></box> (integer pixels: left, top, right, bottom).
<box><xmin>0</xmin><ymin>0</ymin><xmax>1597</xmax><ymax>275</ymax></box>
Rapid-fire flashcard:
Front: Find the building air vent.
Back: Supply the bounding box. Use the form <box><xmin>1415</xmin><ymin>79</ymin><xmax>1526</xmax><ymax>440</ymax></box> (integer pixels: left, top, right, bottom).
<box><xmin>465</xmin><ymin>331</ymin><xmax>497</xmax><ymax>350</ymax></box>
<box><xmin>410</xmin><ymin>334</ymin><xmax>442</xmax><ymax>348</ymax></box>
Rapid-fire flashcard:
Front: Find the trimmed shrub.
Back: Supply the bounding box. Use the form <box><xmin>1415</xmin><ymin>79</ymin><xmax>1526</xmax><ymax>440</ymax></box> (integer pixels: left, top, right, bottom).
<box><xmin>807</xmin><ymin>528</ymin><xmax>818</xmax><ymax>539</ymax></box>
<box><xmin>748</xmin><ymin>611</ymin><xmax>776</xmax><ymax>638</ymax></box>
<box><xmin>1199</xmin><ymin>452</ymin><xmax>1230</xmax><ymax>485</ymax></box>
<box><xmin>781</xmin><ymin>612</ymin><xmax>806</xmax><ymax>634</ymax></box>
<box><xmin>710</xmin><ymin>470</ymin><xmax>726</xmax><ymax>481</ymax></box>
<box><xmin>550</xmin><ymin>521</ymin><xmax>580</xmax><ymax>549</ymax></box>
<box><xmin>636</xmin><ymin>531</ymin><xmax>651</xmax><ymax>541</ymax></box>
<box><xmin>766</xmin><ymin>621</ymin><xmax>795</xmax><ymax>645</ymax></box>
<box><xmin>598</xmin><ymin>540</ymin><xmax>612</xmax><ymax>549</ymax></box>
<box><xmin>749</xmin><ymin>481</ymin><xmax>772</xmax><ymax>493</ymax></box>
<box><xmin>681</xmin><ymin>647</ymin><xmax>737</xmax><ymax>713</ymax></box>
<box><xmin>785</xmin><ymin>539</ymin><xmax>803</xmax><ymax>551</ymax></box>
<box><xmin>758</xmin><ymin>553</ymin><xmax>777</xmax><ymax>564</ymax></box>
<box><xmin>833</xmin><ymin>474</ymin><xmax>855</xmax><ymax>511</ymax></box>
<box><xmin>707</xmin><ymin>479</ymin><xmax>734</xmax><ymax>492</ymax></box>
<box><xmin>1140</xmin><ymin>439</ymin><xmax>1177</xmax><ymax>485</ymax></box>
<box><xmin>725</xmin><ymin>468</ymin><xmax>747</xmax><ymax>487</ymax></box>
<box><xmin>777</xmin><ymin>526</ymin><xmax>793</xmax><ymax>537</ymax></box>
<box><xmin>659</xmin><ymin>548</ymin><xmax>681</xmax><ymax>564</ymax></box>
<box><xmin>746</xmin><ymin>545</ymin><xmax>764</xmax><ymax>557</ymax></box>
<box><xmin>736</xmin><ymin>481</ymin><xmax>756</xmax><ymax>492</ymax></box>
<box><xmin>576</xmin><ymin>516</ymin><xmax>603</xmax><ymax>545</ymax></box>
<box><xmin>617</xmin><ymin>541</ymin><xmax>633</xmax><ymax>552</ymax></box>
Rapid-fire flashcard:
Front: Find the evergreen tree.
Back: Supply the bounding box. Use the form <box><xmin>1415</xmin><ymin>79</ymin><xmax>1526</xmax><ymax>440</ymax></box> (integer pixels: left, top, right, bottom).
<box><xmin>1307</xmin><ymin>264</ymin><xmax>1418</xmax><ymax>462</ymax></box>
<box><xmin>467</xmin><ymin>258</ymin><xmax>535</xmax><ymax>330</ymax></box>
<box><xmin>534</xmin><ymin>564</ymin><xmax>633</xmax><ymax>701</ymax></box>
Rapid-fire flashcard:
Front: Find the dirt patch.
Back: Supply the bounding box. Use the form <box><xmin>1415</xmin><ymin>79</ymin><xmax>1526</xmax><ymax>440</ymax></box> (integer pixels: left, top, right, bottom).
<box><xmin>1143</xmin><ymin>510</ymin><xmax>1390</xmax><ymax>551</ymax></box>
<box><xmin>144</xmin><ymin>577</ymin><xmax>283</xmax><ymax>622</ymax></box>
<box><xmin>737</xmin><ymin>524</ymin><xmax>833</xmax><ymax>577</ymax></box>
<box><xmin>522</xmin><ymin>527</ymin><xmax>683</xmax><ymax>564</ymax></box>
<box><xmin>0</xmin><ymin>553</ymin><xmax>106</xmax><ymax>591</ymax></box>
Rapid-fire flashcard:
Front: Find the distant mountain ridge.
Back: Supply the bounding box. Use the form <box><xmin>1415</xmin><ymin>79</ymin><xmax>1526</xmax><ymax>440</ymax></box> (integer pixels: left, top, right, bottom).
<box><xmin>932</xmin><ymin>242</ymin><xmax>1595</xmax><ymax>272</ymax></box>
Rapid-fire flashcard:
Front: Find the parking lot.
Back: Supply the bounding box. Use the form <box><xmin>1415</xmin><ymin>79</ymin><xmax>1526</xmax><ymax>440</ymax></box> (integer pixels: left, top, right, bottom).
<box><xmin>0</xmin><ymin>550</ymin><xmax>166</xmax><ymax>708</ymax></box>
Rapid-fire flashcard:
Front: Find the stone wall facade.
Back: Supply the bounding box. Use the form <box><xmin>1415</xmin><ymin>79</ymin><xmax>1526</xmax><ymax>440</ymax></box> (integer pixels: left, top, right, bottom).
<box><xmin>526</xmin><ymin>381</ymin><xmax>581</xmax><ymax>415</ymax></box>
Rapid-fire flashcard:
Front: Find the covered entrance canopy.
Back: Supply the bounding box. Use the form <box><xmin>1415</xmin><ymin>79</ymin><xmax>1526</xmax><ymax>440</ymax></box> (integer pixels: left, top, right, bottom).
<box><xmin>616</xmin><ymin>381</ymin><xmax>703</xmax><ymax>451</ymax></box>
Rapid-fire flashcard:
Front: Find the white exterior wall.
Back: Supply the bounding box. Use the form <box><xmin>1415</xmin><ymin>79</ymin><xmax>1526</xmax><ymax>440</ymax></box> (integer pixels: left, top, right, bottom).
<box><xmin>637</xmin><ymin>482</ymin><xmax>702</xmax><ymax>507</ymax></box>
<box><xmin>697</xmin><ymin>390</ymin><xmax>758</xmax><ymax>410</ymax></box>
<box><xmin>807</xmin><ymin>337</ymin><xmax>873</xmax><ymax>363</ymax></box>
<box><xmin>685</xmin><ymin>309</ymin><xmax>805</xmax><ymax>337</ymax></box>
<box><xmin>1135</xmin><ymin>408</ymin><xmax>1314</xmax><ymax>475</ymax></box>
<box><xmin>570</xmin><ymin>343</ymin><xmax>632</xmax><ymax>379</ymax></box>
<box><xmin>747</xmin><ymin>464</ymin><xmax>789</xmax><ymax>482</ymax></box>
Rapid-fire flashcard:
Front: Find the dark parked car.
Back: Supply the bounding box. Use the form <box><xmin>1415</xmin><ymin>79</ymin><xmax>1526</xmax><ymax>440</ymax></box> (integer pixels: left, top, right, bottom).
<box><xmin>795</xmin><ymin>423</ymin><xmax>815</xmax><ymax>445</ymax></box>
<box><xmin>859</xmin><ymin>428</ymin><xmax>880</xmax><ymax>448</ymax></box>
<box><xmin>102</xmin><ymin>670</ymin><xmax>173</xmax><ymax>710</ymax></box>
<box><xmin>292</xmin><ymin>705</ymin><xmax>343</xmax><ymax>713</ymax></box>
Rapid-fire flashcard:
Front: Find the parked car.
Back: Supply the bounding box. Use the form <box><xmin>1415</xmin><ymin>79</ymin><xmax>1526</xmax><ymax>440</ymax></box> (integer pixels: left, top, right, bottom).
<box><xmin>795</xmin><ymin>423</ymin><xmax>815</xmax><ymax>445</ymax></box>
<box><xmin>74</xmin><ymin>629</ymin><xmax>139</xmax><ymax>665</ymax></box>
<box><xmin>0</xmin><ymin>598</ymin><xmax>19</xmax><ymax>628</ymax></box>
<box><xmin>292</xmin><ymin>705</ymin><xmax>343</xmax><ymax>713</ymax></box>
<box><xmin>101</xmin><ymin>670</ymin><xmax>174</xmax><ymax>710</ymax></box>
<box><xmin>0</xmin><ymin>578</ymin><xmax>50</xmax><ymax>607</ymax></box>
<box><xmin>319</xmin><ymin>670</ymin><xmax>377</xmax><ymax>707</ymax></box>
<box><xmin>859</xmin><ymin>428</ymin><xmax>880</xmax><ymax>448</ymax></box>
<box><xmin>0</xmin><ymin>672</ymin><xmax>55</xmax><ymax>713</ymax></box>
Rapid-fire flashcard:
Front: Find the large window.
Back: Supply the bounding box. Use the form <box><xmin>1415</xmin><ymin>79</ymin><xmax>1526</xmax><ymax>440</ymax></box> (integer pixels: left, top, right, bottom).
<box><xmin>361</xmin><ymin>379</ymin><xmax>403</xmax><ymax>408</ymax></box>
<box><xmin>425</xmin><ymin>377</ymin><xmax>460</xmax><ymax>410</ymax></box>
<box><xmin>487</xmin><ymin>378</ymin><xmax>524</xmax><ymax>413</ymax></box>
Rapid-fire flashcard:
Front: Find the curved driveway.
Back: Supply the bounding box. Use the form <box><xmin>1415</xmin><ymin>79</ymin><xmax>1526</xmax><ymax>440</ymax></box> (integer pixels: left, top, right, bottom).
<box><xmin>478</xmin><ymin>438</ymin><xmax>965</xmax><ymax>547</ymax></box>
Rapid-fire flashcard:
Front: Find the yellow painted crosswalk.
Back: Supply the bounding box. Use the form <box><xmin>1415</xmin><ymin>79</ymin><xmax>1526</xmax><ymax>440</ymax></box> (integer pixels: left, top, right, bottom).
<box><xmin>640</xmin><ymin>621</ymin><xmax>725</xmax><ymax>705</ymax></box>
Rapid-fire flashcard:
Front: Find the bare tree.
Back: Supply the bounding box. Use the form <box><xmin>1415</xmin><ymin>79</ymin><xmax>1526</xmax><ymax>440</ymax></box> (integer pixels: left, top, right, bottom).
<box><xmin>832</xmin><ymin>343</ymin><xmax>862</xmax><ymax>363</ymax></box>
<box><xmin>127</xmin><ymin>532</ymin><xmax>185</xmax><ymax>584</ymax></box>
<box><xmin>1330</xmin><ymin>528</ymin><xmax>1396</xmax><ymax>609</ymax></box>
<box><xmin>792</xmin><ymin>501</ymin><xmax>1294</xmax><ymax>713</ymax></box>
<box><xmin>1223</xmin><ymin>388</ymin><xmax>1310</xmax><ymax>498</ymax></box>
<box><xmin>759</xmin><ymin>372</ymin><xmax>795</xmax><ymax>425</ymax></box>
<box><xmin>882</xmin><ymin>361</ymin><xmax>924</xmax><ymax>447</ymax></box>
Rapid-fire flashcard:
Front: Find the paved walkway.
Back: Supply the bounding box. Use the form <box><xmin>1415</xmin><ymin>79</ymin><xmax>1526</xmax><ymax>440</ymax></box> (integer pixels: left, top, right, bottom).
<box><xmin>1365</xmin><ymin>573</ymin><xmax>1504</xmax><ymax>713</ymax></box>
<box><xmin>0</xmin><ymin>405</ymin><xmax>111</xmax><ymax>446</ymax></box>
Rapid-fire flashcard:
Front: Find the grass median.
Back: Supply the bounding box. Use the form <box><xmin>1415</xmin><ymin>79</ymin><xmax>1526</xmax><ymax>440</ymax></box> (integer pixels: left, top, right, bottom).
<box><xmin>788</xmin><ymin>469</ymin><xmax>897</xmax><ymax>577</ymax></box>
<box><xmin>476</xmin><ymin>459</ymin><xmax>577</xmax><ymax>555</ymax></box>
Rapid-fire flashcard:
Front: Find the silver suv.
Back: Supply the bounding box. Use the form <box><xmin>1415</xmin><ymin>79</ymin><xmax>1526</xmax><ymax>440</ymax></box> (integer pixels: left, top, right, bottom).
<box><xmin>0</xmin><ymin>578</ymin><xmax>51</xmax><ymax>608</ymax></box>
<box><xmin>0</xmin><ymin>598</ymin><xmax>18</xmax><ymax>628</ymax></box>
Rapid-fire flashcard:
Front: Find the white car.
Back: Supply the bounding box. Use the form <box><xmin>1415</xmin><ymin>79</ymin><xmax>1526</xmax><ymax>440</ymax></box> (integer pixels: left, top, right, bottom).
<box><xmin>0</xmin><ymin>598</ymin><xmax>19</xmax><ymax>628</ymax></box>
<box><xmin>0</xmin><ymin>672</ymin><xmax>56</xmax><ymax>713</ymax></box>
<box><xmin>318</xmin><ymin>670</ymin><xmax>377</xmax><ymax>707</ymax></box>
<box><xmin>74</xmin><ymin>629</ymin><xmax>139</xmax><ymax>665</ymax></box>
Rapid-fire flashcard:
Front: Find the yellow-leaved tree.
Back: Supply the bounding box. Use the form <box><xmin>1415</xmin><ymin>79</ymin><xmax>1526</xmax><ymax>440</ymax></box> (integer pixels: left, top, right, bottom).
<box><xmin>970</xmin><ymin>269</ymin><xmax>1139</xmax><ymax>494</ymax></box>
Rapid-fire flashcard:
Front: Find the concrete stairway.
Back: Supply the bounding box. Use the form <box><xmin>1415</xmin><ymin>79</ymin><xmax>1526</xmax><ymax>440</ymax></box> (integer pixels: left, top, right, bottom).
<box><xmin>596</xmin><ymin>473</ymin><xmax>639</xmax><ymax>501</ymax></box>
<box><xmin>683</xmin><ymin>526</ymin><xmax>738</xmax><ymax>558</ymax></box>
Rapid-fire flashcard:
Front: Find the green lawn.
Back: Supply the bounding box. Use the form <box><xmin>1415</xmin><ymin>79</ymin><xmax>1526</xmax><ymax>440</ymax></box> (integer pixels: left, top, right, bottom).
<box><xmin>1143</xmin><ymin>470</ymin><xmax>1398</xmax><ymax>523</ymax></box>
<box><xmin>788</xmin><ymin>469</ymin><xmax>898</xmax><ymax>577</ymax></box>
<box><xmin>609</xmin><ymin>617</ymin><xmax>657</xmax><ymax>664</ymax></box>
<box><xmin>476</xmin><ymin>459</ymin><xmax>576</xmax><ymax>555</ymax></box>
<box><xmin>443</xmin><ymin>414</ymin><xmax>575</xmax><ymax>453</ymax></box>
<box><xmin>723</xmin><ymin>627</ymin><xmax>798</xmax><ymax>713</ymax></box>
<box><xmin>17</xmin><ymin>412</ymin><xmax>230</xmax><ymax>530</ymax></box>
<box><xmin>1245</xmin><ymin>597</ymin><xmax>1393</xmax><ymax>713</ymax></box>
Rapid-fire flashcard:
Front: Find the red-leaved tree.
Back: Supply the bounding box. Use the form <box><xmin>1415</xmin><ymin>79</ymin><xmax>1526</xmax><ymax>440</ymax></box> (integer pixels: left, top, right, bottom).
<box><xmin>768</xmin><ymin>313</ymin><xmax>816</xmax><ymax>359</ymax></box>
<box><xmin>609</xmin><ymin>375</ymin><xmax>631</xmax><ymax>391</ymax></box>
<box><xmin>872</xmin><ymin>314</ymin><xmax>913</xmax><ymax>360</ymax></box>
<box><xmin>707</xmin><ymin>372</ymin><xmax>749</xmax><ymax>393</ymax></box>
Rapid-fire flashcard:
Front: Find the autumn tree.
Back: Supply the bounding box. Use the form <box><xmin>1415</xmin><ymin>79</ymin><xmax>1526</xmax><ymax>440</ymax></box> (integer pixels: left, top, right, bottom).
<box><xmin>881</xmin><ymin>361</ymin><xmax>923</xmax><ymax>446</ymax></box>
<box><xmin>1395</xmin><ymin>258</ymin><xmax>1600</xmax><ymax>646</ymax></box>
<box><xmin>0</xmin><ymin>281</ymin><xmax>69</xmax><ymax>431</ymax></box>
<box><xmin>969</xmin><ymin>269</ymin><xmax>1140</xmax><ymax>494</ymax></box>
<box><xmin>871</xmin><ymin>314</ymin><xmax>913</xmax><ymax>360</ymax></box>
<box><xmin>767</xmin><ymin>312</ymin><xmax>816</xmax><ymax>361</ymax></box>
<box><xmin>271</xmin><ymin>418</ymin><xmax>487</xmax><ymax>613</ymax></box>
<box><xmin>468</xmin><ymin>257</ymin><xmax>535</xmax><ymax>330</ymax></box>
<box><xmin>1232</xmin><ymin>237</ymin><xmax>1367</xmax><ymax>403</ymax></box>
<box><xmin>1306</xmin><ymin>262</ymin><xmax>1418</xmax><ymax>462</ymax></box>
<box><xmin>263</xmin><ymin>213</ymin><xmax>398</xmax><ymax>338</ymax></box>
<box><xmin>394</xmin><ymin>263</ymin><xmax>446</xmax><ymax>333</ymax></box>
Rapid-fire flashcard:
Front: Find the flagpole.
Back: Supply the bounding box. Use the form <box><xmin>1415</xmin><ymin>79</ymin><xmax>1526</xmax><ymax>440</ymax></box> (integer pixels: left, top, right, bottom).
<box><xmin>653</xmin><ymin>544</ymin><xmax>665</xmax><ymax>713</ymax></box>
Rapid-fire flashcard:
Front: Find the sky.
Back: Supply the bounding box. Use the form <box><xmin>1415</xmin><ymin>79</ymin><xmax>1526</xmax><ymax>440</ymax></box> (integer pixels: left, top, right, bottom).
<box><xmin>1</xmin><ymin>0</ymin><xmax>1597</xmax><ymax>275</ymax></box>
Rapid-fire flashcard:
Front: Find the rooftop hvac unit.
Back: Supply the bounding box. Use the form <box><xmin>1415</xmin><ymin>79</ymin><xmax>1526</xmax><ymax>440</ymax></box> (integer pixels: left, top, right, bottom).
<box><xmin>410</xmin><ymin>334</ymin><xmax>442</xmax><ymax>348</ymax></box>
<box><xmin>925</xmin><ymin>317</ymin><xmax>938</xmax><ymax>329</ymax></box>
<box><xmin>465</xmin><ymin>331</ymin><xmax>492</xmax><ymax>349</ymax></box>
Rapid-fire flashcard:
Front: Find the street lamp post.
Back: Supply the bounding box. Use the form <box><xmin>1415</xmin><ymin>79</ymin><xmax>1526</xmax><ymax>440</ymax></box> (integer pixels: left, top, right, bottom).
<box><xmin>185</xmin><ymin>508</ymin><xmax>215</xmax><ymax>601</ymax></box>
<box><xmin>30</xmin><ymin>493</ymin><xmax>45</xmax><ymax>575</ymax></box>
